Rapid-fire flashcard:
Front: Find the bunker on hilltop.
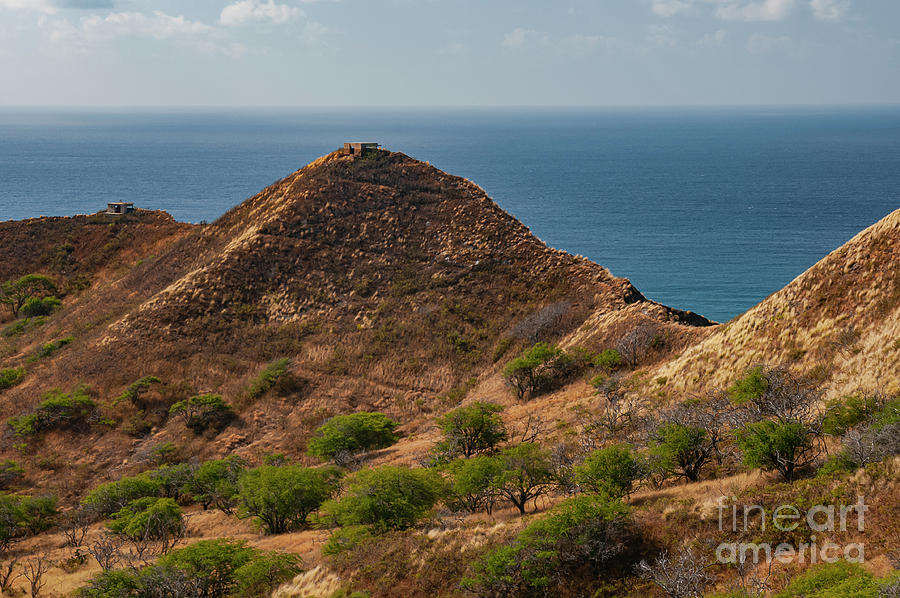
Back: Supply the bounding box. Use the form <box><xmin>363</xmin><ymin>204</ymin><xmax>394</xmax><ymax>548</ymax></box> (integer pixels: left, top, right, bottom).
<box><xmin>106</xmin><ymin>202</ymin><xmax>135</xmax><ymax>216</ymax></box>
<box><xmin>343</xmin><ymin>142</ymin><xmax>380</xmax><ymax>156</ymax></box>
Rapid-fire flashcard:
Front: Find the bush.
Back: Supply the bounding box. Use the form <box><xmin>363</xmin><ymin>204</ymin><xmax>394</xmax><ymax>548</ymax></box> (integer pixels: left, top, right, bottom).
<box><xmin>0</xmin><ymin>367</ymin><xmax>25</xmax><ymax>391</ymax></box>
<box><xmin>187</xmin><ymin>456</ymin><xmax>247</xmax><ymax>513</ymax></box>
<box><xmin>434</xmin><ymin>401</ymin><xmax>507</xmax><ymax>460</ymax></box>
<box><xmin>463</xmin><ymin>495</ymin><xmax>629</xmax><ymax>596</ymax></box>
<box><xmin>8</xmin><ymin>385</ymin><xmax>96</xmax><ymax>436</ymax></box>
<box><xmin>324</xmin><ymin>466</ymin><xmax>445</xmax><ymax>532</ymax></box>
<box><xmin>22</xmin><ymin>296</ymin><xmax>61</xmax><ymax>317</ymax></box>
<box><xmin>32</xmin><ymin>336</ymin><xmax>74</xmax><ymax>360</ymax></box>
<box><xmin>728</xmin><ymin>365</ymin><xmax>768</xmax><ymax>404</ymax></box>
<box><xmin>492</xmin><ymin>443</ymin><xmax>556</xmax><ymax>514</ymax></box>
<box><xmin>77</xmin><ymin>569</ymin><xmax>141</xmax><ymax>598</ymax></box>
<box><xmin>594</xmin><ymin>348</ymin><xmax>623</xmax><ymax>371</ymax></box>
<box><xmin>0</xmin><ymin>493</ymin><xmax>58</xmax><ymax>550</ymax></box>
<box><xmin>735</xmin><ymin>420</ymin><xmax>815</xmax><ymax>481</ymax></box>
<box><xmin>821</xmin><ymin>394</ymin><xmax>885</xmax><ymax>436</ymax></box>
<box><xmin>0</xmin><ymin>274</ymin><xmax>56</xmax><ymax>318</ymax></box>
<box><xmin>773</xmin><ymin>560</ymin><xmax>888</xmax><ymax>598</ymax></box>
<box><xmin>169</xmin><ymin>393</ymin><xmax>235</xmax><ymax>435</ymax></box>
<box><xmin>238</xmin><ymin>465</ymin><xmax>341</xmax><ymax>534</ymax></box>
<box><xmin>648</xmin><ymin>422</ymin><xmax>713</xmax><ymax>482</ymax></box>
<box><xmin>114</xmin><ymin>376</ymin><xmax>162</xmax><ymax>410</ymax></box>
<box><xmin>158</xmin><ymin>539</ymin><xmax>257</xmax><ymax>597</ymax></box>
<box><xmin>108</xmin><ymin>497</ymin><xmax>184</xmax><ymax>541</ymax></box>
<box><xmin>574</xmin><ymin>444</ymin><xmax>640</xmax><ymax>498</ymax></box>
<box><xmin>502</xmin><ymin>342</ymin><xmax>574</xmax><ymax>400</ymax></box>
<box><xmin>232</xmin><ymin>550</ymin><xmax>303</xmax><ymax>598</ymax></box>
<box><xmin>149</xmin><ymin>463</ymin><xmax>193</xmax><ymax>501</ymax></box>
<box><xmin>0</xmin><ymin>460</ymin><xmax>24</xmax><ymax>489</ymax></box>
<box><xmin>307</xmin><ymin>412</ymin><xmax>399</xmax><ymax>461</ymax></box>
<box><xmin>244</xmin><ymin>358</ymin><xmax>293</xmax><ymax>401</ymax></box>
<box><xmin>322</xmin><ymin>525</ymin><xmax>374</xmax><ymax>556</ymax></box>
<box><xmin>446</xmin><ymin>455</ymin><xmax>504</xmax><ymax>514</ymax></box>
<box><xmin>83</xmin><ymin>474</ymin><xmax>163</xmax><ymax>517</ymax></box>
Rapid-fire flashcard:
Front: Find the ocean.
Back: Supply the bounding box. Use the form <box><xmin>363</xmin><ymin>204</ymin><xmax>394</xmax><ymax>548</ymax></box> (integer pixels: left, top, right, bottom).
<box><xmin>1</xmin><ymin>107</ymin><xmax>899</xmax><ymax>322</ymax></box>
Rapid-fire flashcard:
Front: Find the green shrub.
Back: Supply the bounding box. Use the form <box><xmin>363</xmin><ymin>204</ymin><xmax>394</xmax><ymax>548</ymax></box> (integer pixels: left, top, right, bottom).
<box><xmin>83</xmin><ymin>474</ymin><xmax>163</xmax><ymax>517</ymax></box>
<box><xmin>307</xmin><ymin>412</ymin><xmax>399</xmax><ymax>461</ymax></box>
<box><xmin>502</xmin><ymin>342</ymin><xmax>574</xmax><ymax>400</ymax></box>
<box><xmin>593</xmin><ymin>348</ymin><xmax>623</xmax><ymax>371</ymax></box>
<box><xmin>446</xmin><ymin>455</ymin><xmax>504</xmax><ymax>514</ymax></box>
<box><xmin>322</xmin><ymin>525</ymin><xmax>374</xmax><ymax>556</ymax></box>
<box><xmin>0</xmin><ymin>367</ymin><xmax>25</xmax><ymax>391</ymax></box>
<box><xmin>463</xmin><ymin>495</ymin><xmax>629</xmax><ymax>597</ymax></box>
<box><xmin>113</xmin><ymin>376</ymin><xmax>162</xmax><ymax>410</ymax></box>
<box><xmin>31</xmin><ymin>336</ymin><xmax>74</xmax><ymax>360</ymax></box>
<box><xmin>8</xmin><ymin>385</ymin><xmax>96</xmax><ymax>436</ymax></box>
<box><xmin>433</xmin><ymin>401</ymin><xmax>507</xmax><ymax>460</ymax></box>
<box><xmin>574</xmin><ymin>444</ymin><xmax>640</xmax><ymax>498</ymax></box>
<box><xmin>735</xmin><ymin>420</ymin><xmax>814</xmax><ymax>481</ymax></box>
<box><xmin>728</xmin><ymin>365</ymin><xmax>768</xmax><ymax>404</ymax></box>
<box><xmin>773</xmin><ymin>561</ymin><xmax>881</xmax><ymax>598</ymax></box>
<box><xmin>187</xmin><ymin>456</ymin><xmax>247</xmax><ymax>513</ymax></box>
<box><xmin>169</xmin><ymin>393</ymin><xmax>235</xmax><ymax>435</ymax></box>
<box><xmin>245</xmin><ymin>358</ymin><xmax>291</xmax><ymax>401</ymax></box>
<box><xmin>232</xmin><ymin>550</ymin><xmax>303</xmax><ymax>598</ymax></box>
<box><xmin>76</xmin><ymin>569</ymin><xmax>140</xmax><ymax>598</ymax></box>
<box><xmin>238</xmin><ymin>465</ymin><xmax>341</xmax><ymax>534</ymax></box>
<box><xmin>0</xmin><ymin>493</ymin><xmax>58</xmax><ymax>550</ymax></box>
<box><xmin>108</xmin><ymin>497</ymin><xmax>184</xmax><ymax>541</ymax></box>
<box><xmin>0</xmin><ymin>274</ymin><xmax>56</xmax><ymax>318</ymax></box>
<box><xmin>0</xmin><ymin>459</ymin><xmax>24</xmax><ymax>489</ymax></box>
<box><xmin>22</xmin><ymin>295</ymin><xmax>61</xmax><ymax>317</ymax></box>
<box><xmin>821</xmin><ymin>395</ymin><xmax>885</xmax><ymax>436</ymax></box>
<box><xmin>648</xmin><ymin>422</ymin><xmax>712</xmax><ymax>482</ymax></box>
<box><xmin>149</xmin><ymin>463</ymin><xmax>193</xmax><ymax>500</ymax></box>
<box><xmin>817</xmin><ymin>452</ymin><xmax>858</xmax><ymax>477</ymax></box>
<box><xmin>324</xmin><ymin>466</ymin><xmax>445</xmax><ymax>532</ymax></box>
<box><xmin>2</xmin><ymin>316</ymin><xmax>47</xmax><ymax>337</ymax></box>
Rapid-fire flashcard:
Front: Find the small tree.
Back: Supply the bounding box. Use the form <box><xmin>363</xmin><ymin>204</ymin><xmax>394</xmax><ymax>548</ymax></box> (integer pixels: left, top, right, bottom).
<box><xmin>238</xmin><ymin>465</ymin><xmax>340</xmax><ymax>534</ymax></box>
<box><xmin>735</xmin><ymin>420</ymin><xmax>815</xmax><ymax>481</ymax></box>
<box><xmin>307</xmin><ymin>412</ymin><xmax>399</xmax><ymax>461</ymax></box>
<box><xmin>0</xmin><ymin>274</ymin><xmax>57</xmax><ymax>318</ymax></box>
<box><xmin>502</xmin><ymin>343</ymin><xmax>574</xmax><ymax>400</ymax></box>
<box><xmin>186</xmin><ymin>456</ymin><xmax>247</xmax><ymax>513</ymax></box>
<box><xmin>616</xmin><ymin>322</ymin><xmax>660</xmax><ymax>368</ymax></box>
<box><xmin>114</xmin><ymin>376</ymin><xmax>162</xmax><ymax>411</ymax></box>
<box><xmin>169</xmin><ymin>393</ymin><xmax>235</xmax><ymax>435</ymax></box>
<box><xmin>574</xmin><ymin>444</ymin><xmax>641</xmax><ymax>498</ymax></box>
<box><xmin>157</xmin><ymin>539</ymin><xmax>256</xmax><ymax>598</ymax></box>
<box><xmin>324</xmin><ymin>465</ymin><xmax>445</xmax><ymax>532</ymax></box>
<box><xmin>492</xmin><ymin>443</ymin><xmax>556</xmax><ymax>514</ymax></box>
<box><xmin>435</xmin><ymin>402</ymin><xmax>507</xmax><ymax>459</ymax></box>
<box><xmin>82</xmin><ymin>474</ymin><xmax>163</xmax><ymax>517</ymax></box>
<box><xmin>637</xmin><ymin>548</ymin><xmax>712</xmax><ymax>598</ymax></box>
<box><xmin>649</xmin><ymin>423</ymin><xmax>713</xmax><ymax>482</ymax></box>
<box><xmin>446</xmin><ymin>455</ymin><xmax>504</xmax><ymax>514</ymax></box>
<box><xmin>108</xmin><ymin>497</ymin><xmax>184</xmax><ymax>550</ymax></box>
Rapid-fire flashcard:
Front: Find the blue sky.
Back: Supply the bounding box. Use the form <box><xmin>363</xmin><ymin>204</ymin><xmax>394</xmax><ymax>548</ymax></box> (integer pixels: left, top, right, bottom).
<box><xmin>1</xmin><ymin>0</ymin><xmax>898</xmax><ymax>106</ymax></box>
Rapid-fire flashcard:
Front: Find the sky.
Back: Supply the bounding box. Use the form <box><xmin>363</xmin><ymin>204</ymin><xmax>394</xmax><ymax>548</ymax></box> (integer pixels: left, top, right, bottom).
<box><xmin>0</xmin><ymin>0</ymin><xmax>898</xmax><ymax>107</ymax></box>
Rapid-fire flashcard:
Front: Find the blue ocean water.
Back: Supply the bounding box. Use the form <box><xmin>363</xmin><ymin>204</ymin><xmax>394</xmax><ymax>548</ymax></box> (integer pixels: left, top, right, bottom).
<box><xmin>1</xmin><ymin>107</ymin><xmax>899</xmax><ymax>322</ymax></box>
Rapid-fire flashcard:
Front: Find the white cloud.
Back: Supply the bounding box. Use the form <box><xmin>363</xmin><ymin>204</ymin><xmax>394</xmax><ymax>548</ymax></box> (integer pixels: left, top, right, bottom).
<box><xmin>647</xmin><ymin>24</ymin><xmax>678</xmax><ymax>46</ymax></box>
<box><xmin>697</xmin><ymin>28</ymin><xmax>727</xmax><ymax>46</ymax></box>
<box><xmin>220</xmin><ymin>0</ymin><xmax>302</xmax><ymax>26</ymax></box>
<box><xmin>0</xmin><ymin>0</ymin><xmax>56</xmax><ymax>13</ymax></box>
<box><xmin>438</xmin><ymin>42</ymin><xmax>466</xmax><ymax>56</ymax></box>
<box><xmin>809</xmin><ymin>0</ymin><xmax>848</xmax><ymax>21</ymax></box>
<box><xmin>746</xmin><ymin>32</ymin><xmax>792</xmax><ymax>53</ymax></box>
<box><xmin>501</xmin><ymin>27</ymin><xmax>542</xmax><ymax>49</ymax></box>
<box><xmin>652</xmin><ymin>0</ymin><xmax>692</xmax><ymax>17</ymax></box>
<box><xmin>716</xmin><ymin>0</ymin><xmax>795</xmax><ymax>21</ymax></box>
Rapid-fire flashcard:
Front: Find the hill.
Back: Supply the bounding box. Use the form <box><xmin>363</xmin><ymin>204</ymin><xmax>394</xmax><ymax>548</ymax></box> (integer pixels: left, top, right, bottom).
<box><xmin>651</xmin><ymin>207</ymin><xmax>900</xmax><ymax>399</ymax></box>
<box><xmin>0</xmin><ymin>149</ymin><xmax>712</xmax><ymax>496</ymax></box>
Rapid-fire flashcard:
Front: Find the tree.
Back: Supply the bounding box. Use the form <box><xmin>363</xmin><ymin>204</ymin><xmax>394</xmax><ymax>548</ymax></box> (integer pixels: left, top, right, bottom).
<box><xmin>238</xmin><ymin>465</ymin><xmax>340</xmax><ymax>534</ymax></box>
<box><xmin>728</xmin><ymin>365</ymin><xmax>820</xmax><ymax>425</ymax></box>
<box><xmin>82</xmin><ymin>474</ymin><xmax>163</xmax><ymax>517</ymax></box>
<box><xmin>463</xmin><ymin>495</ymin><xmax>629</xmax><ymax>597</ymax></box>
<box><xmin>108</xmin><ymin>497</ymin><xmax>184</xmax><ymax>549</ymax></box>
<box><xmin>446</xmin><ymin>455</ymin><xmax>504</xmax><ymax>514</ymax></box>
<box><xmin>649</xmin><ymin>423</ymin><xmax>713</xmax><ymax>482</ymax></box>
<box><xmin>114</xmin><ymin>376</ymin><xmax>163</xmax><ymax>411</ymax></box>
<box><xmin>435</xmin><ymin>402</ymin><xmax>507</xmax><ymax>459</ymax></box>
<box><xmin>169</xmin><ymin>394</ymin><xmax>235</xmax><ymax>435</ymax></box>
<box><xmin>307</xmin><ymin>412</ymin><xmax>399</xmax><ymax>461</ymax></box>
<box><xmin>8</xmin><ymin>386</ymin><xmax>97</xmax><ymax>436</ymax></box>
<box><xmin>149</xmin><ymin>464</ymin><xmax>193</xmax><ymax>501</ymax></box>
<box><xmin>574</xmin><ymin>445</ymin><xmax>641</xmax><ymax>498</ymax></box>
<box><xmin>0</xmin><ymin>274</ymin><xmax>56</xmax><ymax>318</ymax></box>
<box><xmin>616</xmin><ymin>322</ymin><xmax>660</xmax><ymax>368</ymax></box>
<box><xmin>637</xmin><ymin>548</ymin><xmax>712</xmax><ymax>598</ymax></box>
<box><xmin>324</xmin><ymin>465</ymin><xmax>445</xmax><ymax>532</ymax></box>
<box><xmin>502</xmin><ymin>343</ymin><xmax>574</xmax><ymax>400</ymax></box>
<box><xmin>735</xmin><ymin>420</ymin><xmax>815</xmax><ymax>481</ymax></box>
<box><xmin>232</xmin><ymin>551</ymin><xmax>302</xmax><ymax>598</ymax></box>
<box><xmin>157</xmin><ymin>539</ymin><xmax>256</xmax><ymax>598</ymax></box>
<box><xmin>186</xmin><ymin>456</ymin><xmax>247</xmax><ymax>513</ymax></box>
<box><xmin>492</xmin><ymin>443</ymin><xmax>556</xmax><ymax>514</ymax></box>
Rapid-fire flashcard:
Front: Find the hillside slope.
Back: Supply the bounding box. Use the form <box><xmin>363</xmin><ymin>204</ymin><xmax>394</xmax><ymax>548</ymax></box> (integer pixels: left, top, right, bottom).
<box><xmin>651</xmin><ymin>207</ymin><xmax>900</xmax><ymax>398</ymax></box>
<box><xmin>0</xmin><ymin>149</ymin><xmax>712</xmax><ymax>495</ymax></box>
